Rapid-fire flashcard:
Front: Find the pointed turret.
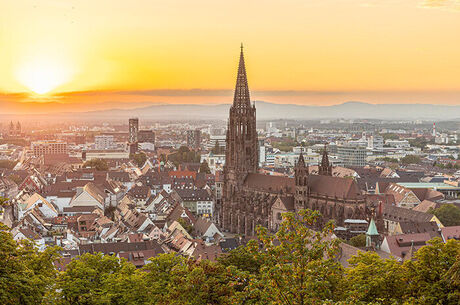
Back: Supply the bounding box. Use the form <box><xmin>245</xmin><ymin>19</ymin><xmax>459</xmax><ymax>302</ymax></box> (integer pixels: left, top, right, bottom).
<box><xmin>233</xmin><ymin>44</ymin><xmax>251</xmax><ymax>108</ymax></box>
<box><xmin>319</xmin><ymin>144</ymin><xmax>332</xmax><ymax>176</ymax></box>
<box><xmin>296</xmin><ymin>151</ymin><xmax>306</xmax><ymax>168</ymax></box>
<box><xmin>366</xmin><ymin>218</ymin><xmax>380</xmax><ymax>249</ymax></box>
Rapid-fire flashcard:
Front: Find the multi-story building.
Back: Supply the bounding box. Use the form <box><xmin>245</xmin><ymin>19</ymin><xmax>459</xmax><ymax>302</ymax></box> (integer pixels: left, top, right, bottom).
<box><xmin>207</xmin><ymin>128</ymin><xmax>226</xmax><ymax>150</ymax></box>
<box><xmin>95</xmin><ymin>135</ymin><xmax>114</xmax><ymax>150</ymax></box>
<box><xmin>138</xmin><ymin>130</ymin><xmax>155</xmax><ymax>151</ymax></box>
<box><xmin>337</xmin><ymin>145</ymin><xmax>367</xmax><ymax>167</ymax></box>
<box><xmin>128</xmin><ymin>118</ymin><xmax>139</xmax><ymax>143</ymax></box>
<box><xmin>31</xmin><ymin>140</ymin><xmax>68</xmax><ymax>157</ymax></box>
<box><xmin>138</xmin><ymin>130</ymin><xmax>155</xmax><ymax>144</ymax></box>
<box><xmin>186</xmin><ymin>129</ymin><xmax>201</xmax><ymax>150</ymax></box>
<box><xmin>128</xmin><ymin>118</ymin><xmax>139</xmax><ymax>154</ymax></box>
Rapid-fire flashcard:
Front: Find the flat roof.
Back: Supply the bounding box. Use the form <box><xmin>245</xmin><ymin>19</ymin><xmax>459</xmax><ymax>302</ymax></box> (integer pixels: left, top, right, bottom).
<box><xmin>397</xmin><ymin>182</ymin><xmax>460</xmax><ymax>190</ymax></box>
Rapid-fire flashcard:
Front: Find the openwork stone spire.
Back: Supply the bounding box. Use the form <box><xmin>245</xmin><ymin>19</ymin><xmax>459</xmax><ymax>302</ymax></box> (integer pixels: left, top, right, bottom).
<box><xmin>233</xmin><ymin>44</ymin><xmax>251</xmax><ymax>108</ymax></box>
<box><xmin>319</xmin><ymin>144</ymin><xmax>332</xmax><ymax>176</ymax></box>
<box><xmin>297</xmin><ymin>151</ymin><xmax>306</xmax><ymax>168</ymax></box>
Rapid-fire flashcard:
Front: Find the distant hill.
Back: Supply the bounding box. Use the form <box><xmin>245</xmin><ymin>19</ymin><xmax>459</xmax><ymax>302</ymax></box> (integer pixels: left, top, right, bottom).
<box><xmin>2</xmin><ymin>101</ymin><xmax>460</xmax><ymax>121</ymax></box>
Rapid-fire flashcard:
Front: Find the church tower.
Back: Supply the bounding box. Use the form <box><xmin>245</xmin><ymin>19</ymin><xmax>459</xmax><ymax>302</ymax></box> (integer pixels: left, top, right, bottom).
<box><xmin>225</xmin><ymin>44</ymin><xmax>258</xmax><ymax>174</ymax></box>
<box><xmin>222</xmin><ymin>45</ymin><xmax>258</xmax><ymax>231</ymax></box>
<box><xmin>318</xmin><ymin>144</ymin><xmax>332</xmax><ymax>176</ymax></box>
<box><xmin>294</xmin><ymin>152</ymin><xmax>309</xmax><ymax>212</ymax></box>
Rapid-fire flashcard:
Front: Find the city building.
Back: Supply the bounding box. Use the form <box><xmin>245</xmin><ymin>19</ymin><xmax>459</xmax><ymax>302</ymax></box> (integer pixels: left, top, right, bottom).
<box><xmin>95</xmin><ymin>135</ymin><xmax>115</xmax><ymax>150</ymax></box>
<box><xmin>138</xmin><ymin>130</ymin><xmax>155</xmax><ymax>144</ymax></box>
<box><xmin>31</xmin><ymin>140</ymin><xmax>68</xmax><ymax>157</ymax></box>
<box><xmin>128</xmin><ymin>118</ymin><xmax>139</xmax><ymax>154</ymax></box>
<box><xmin>337</xmin><ymin>145</ymin><xmax>367</xmax><ymax>167</ymax></box>
<box><xmin>138</xmin><ymin>129</ymin><xmax>155</xmax><ymax>151</ymax></box>
<box><xmin>186</xmin><ymin>129</ymin><xmax>201</xmax><ymax>150</ymax></box>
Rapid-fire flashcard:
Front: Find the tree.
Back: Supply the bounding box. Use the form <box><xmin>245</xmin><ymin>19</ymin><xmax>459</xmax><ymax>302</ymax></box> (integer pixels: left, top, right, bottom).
<box><xmin>218</xmin><ymin>245</ymin><xmax>263</xmax><ymax>274</ymax></box>
<box><xmin>382</xmin><ymin>133</ymin><xmax>399</xmax><ymax>140</ymax></box>
<box><xmin>339</xmin><ymin>251</ymin><xmax>406</xmax><ymax>304</ymax></box>
<box><xmin>348</xmin><ymin>234</ymin><xmax>366</xmax><ymax>248</ymax></box>
<box><xmin>229</xmin><ymin>209</ymin><xmax>344</xmax><ymax>304</ymax></box>
<box><xmin>130</xmin><ymin>152</ymin><xmax>147</xmax><ymax>168</ymax></box>
<box><xmin>401</xmin><ymin>155</ymin><xmax>421</xmax><ymax>165</ymax></box>
<box><xmin>56</xmin><ymin>252</ymin><xmax>133</xmax><ymax>305</ymax></box>
<box><xmin>431</xmin><ymin>204</ymin><xmax>460</xmax><ymax>226</ymax></box>
<box><xmin>168</xmin><ymin>146</ymin><xmax>201</xmax><ymax>167</ymax></box>
<box><xmin>403</xmin><ymin>238</ymin><xmax>460</xmax><ymax>304</ymax></box>
<box><xmin>0</xmin><ymin>224</ymin><xmax>59</xmax><ymax>305</ymax></box>
<box><xmin>199</xmin><ymin>161</ymin><xmax>211</xmax><ymax>174</ymax></box>
<box><xmin>83</xmin><ymin>159</ymin><xmax>108</xmax><ymax>171</ymax></box>
<box><xmin>177</xmin><ymin>218</ymin><xmax>193</xmax><ymax>234</ymax></box>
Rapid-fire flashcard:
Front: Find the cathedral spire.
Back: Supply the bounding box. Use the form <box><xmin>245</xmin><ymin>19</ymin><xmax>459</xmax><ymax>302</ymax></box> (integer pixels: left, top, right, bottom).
<box><xmin>233</xmin><ymin>44</ymin><xmax>250</xmax><ymax>107</ymax></box>
<box><xmin>297</xmin><ymin>151</ymin><xmax>305</xmax><ymax>168</ymax></box>
<box><xmin>319</xmin><ymin>144</ymin><xmax>332</xmax><ymax>176</ymax></box>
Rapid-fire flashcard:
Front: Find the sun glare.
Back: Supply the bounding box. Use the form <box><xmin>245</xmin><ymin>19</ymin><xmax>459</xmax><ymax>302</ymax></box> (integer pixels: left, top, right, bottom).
<box><xmin>16</xmin><ymin>57</ymin><xmax>72</xmax><ymax>95</ymax></box>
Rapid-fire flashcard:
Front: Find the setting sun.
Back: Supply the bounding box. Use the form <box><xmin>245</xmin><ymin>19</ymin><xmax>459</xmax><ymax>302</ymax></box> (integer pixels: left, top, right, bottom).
<box><xmin>15</xmin><ymin>57</ymin><xmax>72</xmax><ymax>95</ymax></box>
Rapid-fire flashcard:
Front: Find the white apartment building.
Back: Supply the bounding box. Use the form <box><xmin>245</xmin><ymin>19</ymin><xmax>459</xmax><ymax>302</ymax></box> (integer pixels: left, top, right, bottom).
<box><xmin>95</xmin><ymin>135</ymin><xmax>115</xmax><ymax>150</ymax></box>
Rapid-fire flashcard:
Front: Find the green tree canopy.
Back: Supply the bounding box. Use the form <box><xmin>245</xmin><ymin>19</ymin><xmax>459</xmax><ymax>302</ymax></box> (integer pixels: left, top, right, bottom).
<box><xmin>83</xmin><ymin>158</ymin><xmax>109</xmax><ymax>171</ymax></box>
<box><xmin>400</xmin><ymin>155</ymin><xmax>421</xmax><ymax>165</ymax></box>
<box><xmin>227</xmin><ymin>210</ymin><xmax>344</xmax><ymax>304</ymax></box>
<box><xmin>130</xmin><ymin>152</ymin><xmax>147</xmax><ymax>167</ymax></box>
<box><xmin>348</xmin><ymin>234</ymin><xmax>366</xmax><ymax>248</ymax></box>
<box><xmin>431</xmin><ymin>204</ymin><xmax>460</xmax><ymax>226</ymax></box>
<box><xmin>0</xmin><ymin>224</ymin><xmax>59</xmax><ymax>305</ymax></box>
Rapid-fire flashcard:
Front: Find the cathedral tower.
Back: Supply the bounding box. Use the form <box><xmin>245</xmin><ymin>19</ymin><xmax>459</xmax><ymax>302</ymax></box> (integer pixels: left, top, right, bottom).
<box><xmin>222</xmin><ymin>45</ymin><xmax>258</xmax><ymax>231</ymax></box>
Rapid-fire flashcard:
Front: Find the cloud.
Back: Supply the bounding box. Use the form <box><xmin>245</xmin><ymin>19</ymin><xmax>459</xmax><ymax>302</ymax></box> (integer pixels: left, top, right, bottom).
<box><xmin>420</xmin><ymin>0</ymin><xmax>460</xmax><ymax>10</ymax></box>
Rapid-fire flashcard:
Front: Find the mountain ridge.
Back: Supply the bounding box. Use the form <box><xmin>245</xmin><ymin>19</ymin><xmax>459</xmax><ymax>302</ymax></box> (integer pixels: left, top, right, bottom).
<box><xmin>1</xmin><ymin>101</ymin><xmax>460</xmax><ymax>121</ymax></box>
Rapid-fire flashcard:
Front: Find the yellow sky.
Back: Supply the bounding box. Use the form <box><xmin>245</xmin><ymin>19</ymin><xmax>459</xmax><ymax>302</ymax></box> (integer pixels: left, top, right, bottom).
<box><xmin>0</xmin><ymin>0</ymin><xmax>459</xmax><ymax>111</ymax></box>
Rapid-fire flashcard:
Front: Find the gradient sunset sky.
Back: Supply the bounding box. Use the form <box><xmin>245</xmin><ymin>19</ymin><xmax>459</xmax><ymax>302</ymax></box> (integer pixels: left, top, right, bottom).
<box><xmin>1</xmin><ymin>0</ymin><xmax>459</xmax><ymax>113</ymax></box>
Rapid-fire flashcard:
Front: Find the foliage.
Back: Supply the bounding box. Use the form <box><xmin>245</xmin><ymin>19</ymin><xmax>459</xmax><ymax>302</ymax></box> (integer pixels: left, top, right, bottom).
<box><xmin>0</xmin><ymin>224</ymin><xmax>60</xmax><ymax>305</ymax></box>
<box><xmin>228</xmin><ymin>210</ymin><xmax>344</xmax><ymax>304</ymax></box>
<box><xmin>199</xmin><ymin>160</ymin><xmax>211</xmax><ymax>174</ymax></box>
<box><xmin>56</xmin><ymin>252</ymin><xmax>135</xmax><ymax>305</ymax></box>
<box><xmin>271</xmin><ymin>139</ymin><xmax>298</xmax><ymax>152</ymax></box>
<box><xmin>339</xmin><ymin>251</ymin><xmax>406</xmax><ymax>304</ymax></box>
<box><xmin>400</xmin><ymin>155</ymin><xmax>421</xmax><ymax>165</ymax></box>
<box><xmin>177</xmin><ymin>217</ymin><xmax>193</xmax><ymax>234</ymax></box>
<box><xmin>218</xmin><ymin>245</ymin><xmax>263</xmax><ymax>274</ymax></box>
<box><xmin>376</xmin><ymin>157</ymin><xmax>398</xmax><ymax>163</ymax></box>
<box><xmin>130</xmin><ymin>152</ymin><xmax>147</xmax><ymax>167</ymax></box>
<box><xmin>403</xmin><ymin>238</ymin><xmax>460</xmax><ymax>304</ymax></box>
<box><xmin>168</xmin><ymin>146</ymin><xmax>200</xmax><ymax>167</ymax></box>
<box><xmin>381</xmin><ymin>133</ymin><xmax>399</xmax><ymax>140</ymax></box>
<box><xmin>348</xmin><ymin>234</ymin><xmax>366</xmax><ymax>248</ymax></box>
<box><xmin>0</xmin><ymin>160</ymin><xmax>18</xmax><ymax>169</ymax></box>
<box><xmin>1</xmin><ymin>209</ymin><xmax>460</xmax><ymax>304</ymax></box>
<box><xmin>83</xmin><ymin>158</ymin><xmax>108</xmax><ymax>171</ymax></box>
<box><xmin>408</xmin><ymin>138</ymin><xmax>429</xmax><ymax>150</ymax></box>
<box><xmin>430</xmin><ymin>204</ymin><xmax>460</xmax><ymax>226</ymax></box>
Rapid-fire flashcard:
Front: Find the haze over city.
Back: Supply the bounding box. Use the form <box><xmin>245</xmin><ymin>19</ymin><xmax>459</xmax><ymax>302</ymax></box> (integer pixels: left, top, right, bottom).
<box><xmin>1</xmin><ymin>0</ymin><xmax>460</xmax><ymax>116</ymax></box>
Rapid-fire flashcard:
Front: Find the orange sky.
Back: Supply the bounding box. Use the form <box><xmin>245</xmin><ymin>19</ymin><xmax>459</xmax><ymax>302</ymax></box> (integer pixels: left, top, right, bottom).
<box><xmin>1</xmin><ymin>0</ymin><xmax>459</xmax><ymax>113</ymax></box>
